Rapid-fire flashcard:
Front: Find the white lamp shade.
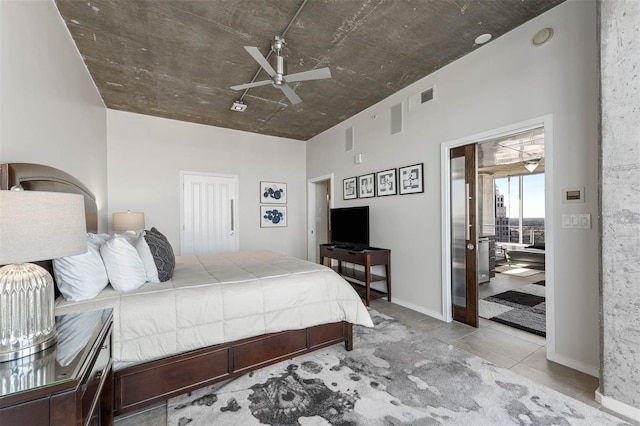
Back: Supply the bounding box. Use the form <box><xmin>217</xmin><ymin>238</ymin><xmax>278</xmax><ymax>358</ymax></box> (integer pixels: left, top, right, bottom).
<box><xmin>0</xmin><ymin>191</ymin><xmax>87</xmax><ymax>264</ymax></box>
<box><xmin>113</xmin><ymin>211</ymin><xmax>145</xmax><ymax>232</ymax></box>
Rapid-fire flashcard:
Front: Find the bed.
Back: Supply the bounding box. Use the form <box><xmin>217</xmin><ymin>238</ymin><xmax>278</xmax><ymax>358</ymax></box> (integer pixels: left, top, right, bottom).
<box><xmin>1</xmin><ymin>163</ymin><xmax>373</xmax><ymax>416</ymax></box>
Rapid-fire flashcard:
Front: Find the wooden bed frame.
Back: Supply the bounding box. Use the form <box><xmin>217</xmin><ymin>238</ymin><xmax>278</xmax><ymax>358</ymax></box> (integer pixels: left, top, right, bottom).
<box><xmin>1</xmin><ymin>163</ymin><xmax>354</xmax><ymax>417</ymax></box>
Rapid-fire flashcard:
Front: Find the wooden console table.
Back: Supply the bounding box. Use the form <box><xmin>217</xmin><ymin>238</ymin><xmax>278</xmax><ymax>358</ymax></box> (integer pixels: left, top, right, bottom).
<box><xmin>320</xmin><ymin>244</ymin><xmax>391</xmax><ymax>306</ymax></box>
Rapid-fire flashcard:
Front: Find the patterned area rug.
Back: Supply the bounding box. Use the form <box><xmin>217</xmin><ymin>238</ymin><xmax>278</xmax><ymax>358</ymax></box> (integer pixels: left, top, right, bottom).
<box><xmin>479</xmin><ymin>284</ymin><xmax>546</xmax><ymax>337</ymax></box>
<box><xmin>166</xmin><ymin>310</ymin><xmax>625</xmax><ymax>425</ymax></box>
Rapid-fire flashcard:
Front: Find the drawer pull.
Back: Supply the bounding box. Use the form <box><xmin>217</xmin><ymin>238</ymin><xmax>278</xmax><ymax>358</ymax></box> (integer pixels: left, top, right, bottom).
<box><xmin>95</xmin><ymin>371</ymin><xmax>103</xmax><ymax>381</ymax></box>
<box><xmin>101</xmin><ymin>344</ymin><xmax>109</xmax><ymax>351</ymax></box>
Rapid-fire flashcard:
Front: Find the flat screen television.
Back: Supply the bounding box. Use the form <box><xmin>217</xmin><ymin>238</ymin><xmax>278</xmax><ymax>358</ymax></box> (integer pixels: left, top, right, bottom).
<box><xmin>330</xmin><ymin>206</ymin><xmax>370</xmax><ymax>249</ymax></box>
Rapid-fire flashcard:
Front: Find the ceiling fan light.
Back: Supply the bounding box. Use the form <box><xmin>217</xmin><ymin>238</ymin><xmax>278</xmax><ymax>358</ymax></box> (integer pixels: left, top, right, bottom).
<box><xmin>231</xmin><ymin>101</ymin><xmax>247</xmax><ymax>112</ymax></box>
<box><xmin>524</xmin><ymin>161</ymin><xmax>539</xmax><ymax>173</ymax></box>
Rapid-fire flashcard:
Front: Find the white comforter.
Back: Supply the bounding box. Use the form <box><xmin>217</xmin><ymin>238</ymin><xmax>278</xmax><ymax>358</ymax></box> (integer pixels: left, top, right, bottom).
<box><xmin>55</xmin><ymin>250</ymin><xmax>373</xmax><ymax>364</ymax></box>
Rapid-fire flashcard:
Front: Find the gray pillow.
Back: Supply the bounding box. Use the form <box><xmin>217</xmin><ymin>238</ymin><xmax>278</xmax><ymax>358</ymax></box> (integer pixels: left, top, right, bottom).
<box><xmin>143</xmin><ymin>227</ymin><xmax>175</xmax><ymax>282</ymax></box>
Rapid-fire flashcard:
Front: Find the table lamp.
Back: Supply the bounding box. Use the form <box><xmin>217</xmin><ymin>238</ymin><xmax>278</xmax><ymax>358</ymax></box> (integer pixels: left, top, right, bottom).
<box><xmin>112</xmin><ymin>211</ymin><xmax>145</xmax><ymax>234</ymax></box>
<box><xmin>0</xmin><ymin>189</ymin><xmax>87</xmax><ymax>361</ymax></box>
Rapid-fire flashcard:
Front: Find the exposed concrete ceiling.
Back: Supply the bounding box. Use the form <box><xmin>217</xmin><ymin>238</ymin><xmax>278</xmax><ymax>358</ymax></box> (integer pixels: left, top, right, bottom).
<box><xmin>55</xmin><ymin>0</ymin><xmax>565</xmax><ymax>141</ymax></box>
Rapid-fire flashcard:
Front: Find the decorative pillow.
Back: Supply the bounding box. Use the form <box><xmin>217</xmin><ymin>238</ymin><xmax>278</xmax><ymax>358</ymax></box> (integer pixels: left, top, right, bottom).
<box><xmin>134</xmin><ymin>232</ymin><xmax>160</xmax><ymax>283</ymax></box>
<box><xmin>100</xmin><ymin>234</ymin><xmax>147</xmax><ymax>292</ymax></box>
<box><xmin>144</xmin><ymin>227</ymin><xmax>175</xmax><ymax>282</ymax></box>
<box><xmin>53</xmin><ymin>233</ymin><xmax>109</xmax><ymax>301</ymax></box>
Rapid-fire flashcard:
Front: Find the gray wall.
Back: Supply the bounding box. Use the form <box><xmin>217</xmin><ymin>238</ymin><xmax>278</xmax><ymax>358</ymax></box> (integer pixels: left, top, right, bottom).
<box><xmin>600</xmin><ymin>0</ymin><xmax>640</xmax><ymax>412</ymax></box>
<box><xmin>0</xmin><ymin>0</ymin><xmax>108</xmax><ymax>231</ymax></box>
<box><xmin>107</xmin><ymin>110</ymin><xmax>308</xmax><ymax>258</ymax></box>
<box><xmin>308</xmin><ymin>0</ymin><xmax>600</xmax><ymax>374</ymax></box>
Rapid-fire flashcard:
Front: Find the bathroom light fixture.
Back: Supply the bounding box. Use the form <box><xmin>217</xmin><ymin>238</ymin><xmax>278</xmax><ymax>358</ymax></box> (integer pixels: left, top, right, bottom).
<box><xmin>0</xmin><ymin>190</ymin><xmax>87</xmax><ymax>361</ymax></box>
<box><xmin>524</xmin><ymin>160</ymin><xmax>539</xmax><ymax>173</ymax></box>
<box><xmin>231</xmin><ymin>100</ymin><xmax>247</xmax><ymax>112</ymax></box>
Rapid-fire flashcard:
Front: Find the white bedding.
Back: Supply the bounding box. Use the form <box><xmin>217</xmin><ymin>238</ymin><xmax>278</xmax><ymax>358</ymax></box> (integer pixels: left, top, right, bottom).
<box><xmin>55</xmin><ymin>250</ymin><xmax>373</xmax><ymax>365</ymax></box>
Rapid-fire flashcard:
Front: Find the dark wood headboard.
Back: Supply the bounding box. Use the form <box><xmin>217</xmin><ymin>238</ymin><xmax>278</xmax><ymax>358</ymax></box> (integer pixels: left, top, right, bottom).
<box><xmin>1</xmin><ymin>163</ymin><xmax>98</xmax><ymax>233</ymax></box>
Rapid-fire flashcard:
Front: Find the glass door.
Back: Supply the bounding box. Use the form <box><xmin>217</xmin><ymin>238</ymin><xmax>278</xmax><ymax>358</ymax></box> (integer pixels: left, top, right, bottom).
<box><xmin>450</xmin><ymin>144</ymin><xmax>478</xmax><ymax>327</ymax></box>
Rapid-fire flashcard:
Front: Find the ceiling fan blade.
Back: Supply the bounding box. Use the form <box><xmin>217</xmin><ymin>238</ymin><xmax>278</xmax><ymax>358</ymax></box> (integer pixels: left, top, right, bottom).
<box><xmin>279</xmin><ymin>84</ymin><xmax>302</xmax><ymax>105</ymax></box>
<box><xmin>244</xmin><ymin>46</ymin><xmax>277</xmax><ymax>77</ymax></box>
<box><xmin>285</xmin><ymin>67</ymin><xmax>332</xmax><ymax>83</ymax></box>
<box><xmin>230</xmin><ymin>79</ymin><xmax>272</xmax><ymax>91</ymax></box>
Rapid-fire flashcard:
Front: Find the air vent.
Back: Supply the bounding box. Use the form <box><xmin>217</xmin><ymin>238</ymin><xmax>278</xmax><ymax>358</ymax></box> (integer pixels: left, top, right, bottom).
<box><xmin>421</xmin><ymin>88</ymin><xmax>434</xmax><ymax>104</ymax></box>
<box><xmin>408</xmin><ymin>86</ymin><xmax>436</xmax><ymax>111</ymax></box>
<box><xmin>345</xmin><ymin>126</ymin><xmax>354</xmax><ymax>151</ymax></box>
<box><xmin>390</xmin><ymin>103</ymin><xmax>402</xmax><ymax>135</ymax></box>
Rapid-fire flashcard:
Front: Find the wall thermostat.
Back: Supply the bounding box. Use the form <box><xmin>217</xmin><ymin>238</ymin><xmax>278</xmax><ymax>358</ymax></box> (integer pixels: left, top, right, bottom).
<box><xmin>562</xmin><ymin>187</ymin><xmax>584</xmax><ymax>203</ymax></box>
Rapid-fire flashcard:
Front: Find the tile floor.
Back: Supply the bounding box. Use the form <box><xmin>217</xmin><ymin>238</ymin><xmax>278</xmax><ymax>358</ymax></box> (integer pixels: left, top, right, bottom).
<box><xmin>115</xmin><ymin>274</ymin><xmax>633</xmax><ymax>425</ymax></box>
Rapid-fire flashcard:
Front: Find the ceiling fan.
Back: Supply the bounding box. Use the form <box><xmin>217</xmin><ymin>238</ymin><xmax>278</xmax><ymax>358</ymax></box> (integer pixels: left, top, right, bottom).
<box><xmin>230</xmin><ymin>36</ymin><xmax>331</xmax><ymax>105</ymax></box>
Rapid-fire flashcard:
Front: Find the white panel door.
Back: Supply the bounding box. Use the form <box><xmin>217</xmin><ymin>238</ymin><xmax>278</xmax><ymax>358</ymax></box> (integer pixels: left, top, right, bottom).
<box><xmin>181</xmin><ymin>173</ymin><xmax>238</xmax><ymax>255</ymax></box>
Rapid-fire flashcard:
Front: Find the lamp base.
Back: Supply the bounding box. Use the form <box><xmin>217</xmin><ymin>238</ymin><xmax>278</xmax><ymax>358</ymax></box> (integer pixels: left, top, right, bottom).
<box><xmin>0</xmin><ymin>263</ymin><xmax>58</xmax><ymax>362</ymax></box>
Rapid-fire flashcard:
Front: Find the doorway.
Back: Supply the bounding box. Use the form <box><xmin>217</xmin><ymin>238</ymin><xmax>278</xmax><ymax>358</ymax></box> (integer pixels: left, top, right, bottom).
<box><xmin>476</xmin><ymin>128</ymin><xmax>546</xmax><ymax>338</ymax></box>
<box><xmin>307</xmin><ymin>174</ymin><xmax>333</xmax><ymax>262</ymax></box>
<box><xmin>441</xmin><ymin>116</ymin><xmax>555</xmax><ymax>354</ymax></box>
<box><xmin>180</xmin><ymin>171</ymin><xmax>239</xmax><ymax>255</ymax></box>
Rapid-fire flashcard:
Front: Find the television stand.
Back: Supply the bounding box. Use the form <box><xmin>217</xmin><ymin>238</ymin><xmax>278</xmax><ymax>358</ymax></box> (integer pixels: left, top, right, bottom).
<box><xmin>320</xmin><ymin>244</ymin><xmax>391</xmax><ymax>306</ymax></box>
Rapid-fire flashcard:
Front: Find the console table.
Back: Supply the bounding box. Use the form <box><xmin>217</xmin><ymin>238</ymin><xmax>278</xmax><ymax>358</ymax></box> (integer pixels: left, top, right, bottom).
<box><xmin>320</xmin><ymin>244</ymin><xmax>391</xmax><ymax>306</ymax></box>
<box><xmin>0</xmin><ymin>309</ymin><xmax>113</xmax><ymax>426</ymax></box>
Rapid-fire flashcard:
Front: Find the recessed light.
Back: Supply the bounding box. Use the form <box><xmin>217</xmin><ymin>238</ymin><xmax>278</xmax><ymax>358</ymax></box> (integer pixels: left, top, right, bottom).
<box><xmin>231</xmin><ymin>101</ymin><xmax>247</xmax><ymax>112</ymax></box>
<box><xmin>532</xmin><ymin>27</ymin><xmax>554</xmax><ymax>46</ymax></box>
<box><xmin>475</xmin><ymin>33</ymin><xmax>492</xmax><ymax>45</ymax></box>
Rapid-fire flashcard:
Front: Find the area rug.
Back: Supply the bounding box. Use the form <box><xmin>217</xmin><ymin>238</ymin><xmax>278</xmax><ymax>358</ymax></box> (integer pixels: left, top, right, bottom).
<box><xmin>479</xmin><ymin>283</ymin><xmax>546</xmax><ymax>337</ymax></box>
<box><xmin>166</xmin><ymin>309</ymin><xmax>625</xmax><ymax>425</ymax></box>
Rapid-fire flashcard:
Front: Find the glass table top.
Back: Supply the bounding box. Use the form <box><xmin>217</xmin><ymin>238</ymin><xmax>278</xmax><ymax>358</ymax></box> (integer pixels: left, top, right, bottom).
<box><xmin>0</xmin><ymin>309</ymin><xmax>112</xmax><ymax>399</ymax></box>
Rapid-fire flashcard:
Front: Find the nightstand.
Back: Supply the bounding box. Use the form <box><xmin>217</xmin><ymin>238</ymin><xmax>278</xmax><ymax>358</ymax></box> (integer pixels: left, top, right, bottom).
<box><xmin>0</xmin><ymin>309</ymin><xmax>113</xmax><ymax>426</ymax></box>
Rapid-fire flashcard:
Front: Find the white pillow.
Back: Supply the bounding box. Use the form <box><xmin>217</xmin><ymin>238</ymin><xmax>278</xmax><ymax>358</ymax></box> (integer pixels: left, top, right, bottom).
<box><xmin>134</xmin><ymin>232</ymin><xmax>160</xmax><ymax>283</ymax></box>
<box><xmin>100</xmin><ymin>234</ymin><xmax>147</xmax><ymax>292</ymax></box>
<box><xmin>53</xmin><ymin>233</ymin><xmax>109</xmax><ymax>301</ymax></box>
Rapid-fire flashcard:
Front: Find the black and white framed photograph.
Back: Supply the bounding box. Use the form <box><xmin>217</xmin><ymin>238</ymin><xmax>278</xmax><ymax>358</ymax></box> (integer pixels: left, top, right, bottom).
<box><xmin>260</xmin><ymin>206</ymin><xmax>287</xmax><ymax>227</ymax></box>
<box><xmin>376</xmin><ymin>168</ymin><xmax>397</xmax><ymax>196</ymax></box>
<box><xmin>358</xmin><ymin>173</ymin><xmax>375</xmax><ymax>198</ymax></box>
<box><xmin>399</xmin><ymin>163</ymin><xmax>424</xmax><ymax>195</ymax></box>
<box><xmin>343</xmin><ymin>177</ymin><xmax>358</xmax><ymax>200</ymax></box>
<box><xmin>260</xmin><ymin>181</ymin><xmax>287</xmax><ymax>204</ymax></box>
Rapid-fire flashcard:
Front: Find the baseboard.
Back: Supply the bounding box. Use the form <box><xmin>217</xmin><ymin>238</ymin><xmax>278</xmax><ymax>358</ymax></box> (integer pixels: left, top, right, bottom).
<box><xmin>595</xmin><ymin>388</ymin><xmax>640</xmax><ymax>423</ymax></box>
<box><xmin>546</xmin><ymin>351</ymin><xmax>599</xmax><ymax>377</ymax></box>
<box><xmin>390</xmin><ymin>297</ymin><xmax>447</xmax><ymax>322</ymax></box>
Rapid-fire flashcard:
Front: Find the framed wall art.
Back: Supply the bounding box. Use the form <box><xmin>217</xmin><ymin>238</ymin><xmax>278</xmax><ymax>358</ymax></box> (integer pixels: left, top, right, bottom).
<box><xmin>260</xmin><ymin>206</ymin><xmax>287</xmax><ymax>227</ymax></box>
<box><xmin>376</xmin><ymin>168</ymin><xmax>397</xmax><ymax>196</ymax></box>
<box><xmin>343</xmin><ymin>177</ymin><xmax>358</xmax><ymax>200</ymax></box>
<box><xmin>358</xmin><ymin>173</ymin><xmax>375</xmax><ymax>198</ymax></box>
<box><xmin>399</xmin><ymin>163</ymin><xmax>424</xmax><ymax>195</ymax></box>
<box><xmin>260</xmin><ymin>181</ymin><xmax>287</xmax><ymax>204</ymax></box>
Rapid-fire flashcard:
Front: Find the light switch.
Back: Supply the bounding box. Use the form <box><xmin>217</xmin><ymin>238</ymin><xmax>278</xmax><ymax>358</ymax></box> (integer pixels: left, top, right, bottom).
<box><xmin>562</xmin><ymin>213</ymin><xmax>591</xmax><ymax>229</ymax></box>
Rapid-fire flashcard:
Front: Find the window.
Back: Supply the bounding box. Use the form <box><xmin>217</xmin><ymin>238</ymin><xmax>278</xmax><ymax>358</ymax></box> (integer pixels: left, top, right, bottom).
<box><xmin>495</xmin><ymin>174</ymin><xmax>545</xmax><ymax>244</ymax></box>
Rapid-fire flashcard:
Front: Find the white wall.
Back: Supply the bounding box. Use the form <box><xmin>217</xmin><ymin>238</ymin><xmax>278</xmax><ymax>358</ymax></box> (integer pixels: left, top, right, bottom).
<box><xmin>307</xmin><ymin>1</ymin><xmax>600</xmax><ymax>373</ymax></box>
<box><xmin>107</xmin><ymin>110</ymin><xmax>307</xmax><ymax>258</ymax></box>
<box><xmin>0</xmin><ymin>0</ymin><xmax>108</xmax><ymax>230</ymax></box>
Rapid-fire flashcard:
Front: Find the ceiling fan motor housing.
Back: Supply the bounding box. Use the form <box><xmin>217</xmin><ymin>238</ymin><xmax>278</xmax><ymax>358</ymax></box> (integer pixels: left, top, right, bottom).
<box><xmin>271</xmin><ymin>55</ymin><xmax>287</xmax><ymax>86</ymax></box>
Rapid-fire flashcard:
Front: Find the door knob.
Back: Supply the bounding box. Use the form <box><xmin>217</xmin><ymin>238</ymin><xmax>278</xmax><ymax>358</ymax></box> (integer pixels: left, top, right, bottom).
<box><xmin>467</xmin><ymin>243</ymin><xmax>475</xmax><ymax>250</ymax></box>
